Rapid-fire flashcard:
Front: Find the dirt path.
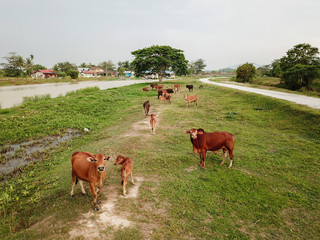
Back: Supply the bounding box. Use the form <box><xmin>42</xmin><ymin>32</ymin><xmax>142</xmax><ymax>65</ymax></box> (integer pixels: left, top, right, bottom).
<box><xmin>200</xmin><ymin>78</ymin><xmax>320</xmax><ymax>109</ymax></box>
<box><xmin>68</xmin><ymin>107</ymin><xmax>162</xmax><ymax>239</ymax></box>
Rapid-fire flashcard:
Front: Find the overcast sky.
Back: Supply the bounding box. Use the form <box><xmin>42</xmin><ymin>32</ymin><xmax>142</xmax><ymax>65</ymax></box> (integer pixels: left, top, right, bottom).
<box><xmin>0</xmin><ymin>0</ymin><xmax>319</xmax><ymax>70</ymax></box>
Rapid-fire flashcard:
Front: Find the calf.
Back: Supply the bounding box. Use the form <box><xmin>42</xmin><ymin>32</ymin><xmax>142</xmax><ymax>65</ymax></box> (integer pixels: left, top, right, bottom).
<box><xmin>159</xmin><ymin>92</ymin><xmax>171</xmax><ymax>104</ymax></box>
<box><xmin>185</xmin><ymin>128</ymin><xmax>235</xmax><ymax>169</ymax></box>
<box><xmin>150</xmin><ymin>114</ymin><xmax>157</xmax><ymax>134</ymax></box>
<box><xmin>143</xmin><ymin>100</ymin><xmax>150</xmax><ymax>117</ymax></box>
<box><xmin>158</xmin><ymin>89</ymin><xmax>174</xmax><ymax>99</ymax></box>
<box><xmin>142</xmin><ymin>87</ymin><xmax>149</xmax><ymax>92</ymax></box>
<box><xmin>186</xmin><ymin>84</ymin><xmax>193</xmax><ymax>91</ymax></box>
<box><xmin>114</xmin><ymin>155</ymin><xmax>134</xmax><ymax>196</ymax></box>
<box><xmin>71</xmin><ymin>151</ymin><xmax>110</xmax><ymax>211</ymax></box>
<box><xmin>173</xmin><ymin>84</ymin><xmax>181</xmax><ymax>92</ymax></box>
<box><xmin>184</xmin><ymin>94</ymin><xmax>197</xmax><ymax>107</ymax></box>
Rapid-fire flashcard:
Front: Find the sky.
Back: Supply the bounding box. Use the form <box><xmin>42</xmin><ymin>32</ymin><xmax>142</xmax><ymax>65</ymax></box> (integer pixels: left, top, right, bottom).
<box><xmin>0</xmin><ymin>0</ymin><xmax>319</xmax><ymax>70</ymax></box>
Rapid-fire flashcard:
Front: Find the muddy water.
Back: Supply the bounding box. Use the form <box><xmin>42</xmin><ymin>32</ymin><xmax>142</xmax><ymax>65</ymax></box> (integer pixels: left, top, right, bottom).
<box><xmin>0</xmin><ymin>129</ymin><xmax>81</xmax><ymax>176</ymax></box>
<box><xmin>0</xmin><ymin>79</ymin><xmax>156</xmax><ymax>109</ymax></box>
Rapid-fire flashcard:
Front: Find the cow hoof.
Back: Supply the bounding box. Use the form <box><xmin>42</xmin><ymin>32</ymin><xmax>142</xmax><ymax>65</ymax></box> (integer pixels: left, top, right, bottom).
<box><xmin>97</xmin><ymin>200</ymin><xmax>101</xmax><ymax>204</ymax></box>
<box><xmin>71</xmin><ymin>194</ymin><xmax>75</xmax><ymax>198</ymax></box>
<box><xmin>94</xmin><ymin>206</ymin><xmax>99</xmax><ymax>211</ymax></box>
<box><xmin>81</xmin><ymin>193</ymin><xmax>87</xmax><ymax>196</ymax></box>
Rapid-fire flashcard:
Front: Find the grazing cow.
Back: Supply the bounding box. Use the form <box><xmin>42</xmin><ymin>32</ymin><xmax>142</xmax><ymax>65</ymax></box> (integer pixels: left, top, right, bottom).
<box><xmin>71</xmin><ymin>151</ymin><xmax>110</xmax><ymax>211</ymax></box>
<box><xmin>150</xmin><ymin>114</ymin><xmax>157</xmax><ymax>134</ymax></box>
<box><xmin>185</xmin><ymin>128</ymin><xmax>235</xmax><ymax>169</ymax></box>
<box><xmin>143</xmin><ymin>100</ymin><xmax>150</xmax><ymax>117</ymax></box>
<box><xmin>114</xmin><ymin>155</ymin><xmax>134</xmax><ymax>196</ymax></box>
<box><xmin>142</xmin><ymin>87</ymin><xmax>149</xmax><ymax>92</ymax></box>
<box><xmin>184</xmin><ymin>94</ymin><xmax>197</xmax><ymax>107</ymax></box>
<box><xmin>158</xmin><ymin>89</ymin><xmax>174</xmax><ymax>99</ymax></box>
<box><xmin>186</xmin><ymin>84</ymin><xmax>194</xmax><ymax>91</ymax></box>
<box><xmin>173</xmin><ymin>84</ymin><xmax>181</xmax><ymax>92</ymax></box>
<box><xmin>150</xmin><ymin>83</ymin><xmax>158</xmax><ymax>90</ymax></box>
<box><xmin>159</xmin><ymin>92</ymin><xmax>171</xmax><ymax>104</ymax></box>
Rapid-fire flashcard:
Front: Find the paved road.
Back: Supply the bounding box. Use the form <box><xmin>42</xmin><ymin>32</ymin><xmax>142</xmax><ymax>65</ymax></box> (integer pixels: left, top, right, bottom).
<box><xmin>200</xmin><ymin>78</ymin><xmax>320</xmax><ymax>109</ymax></box>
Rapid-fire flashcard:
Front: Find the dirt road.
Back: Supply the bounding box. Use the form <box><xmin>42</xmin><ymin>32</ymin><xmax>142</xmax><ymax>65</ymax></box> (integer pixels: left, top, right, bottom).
<box><xmin>200</xmin><ymin>78</ymin><xmax>320</xmax><ymax>109</ymax></box>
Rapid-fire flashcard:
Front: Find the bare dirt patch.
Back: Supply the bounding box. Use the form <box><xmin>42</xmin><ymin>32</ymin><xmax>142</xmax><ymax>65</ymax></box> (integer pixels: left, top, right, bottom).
<box><xmin>69</xmin><ymin>177</ymin><xmax>144</xmax><ymax>239</ymax></box>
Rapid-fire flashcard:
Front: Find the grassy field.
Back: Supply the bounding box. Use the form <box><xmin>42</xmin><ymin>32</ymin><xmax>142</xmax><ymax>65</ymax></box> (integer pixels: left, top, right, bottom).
<box><xmin>0</xmin><ymin>77</ymin><xmax>319</xmax><ymax>239</ymax></box>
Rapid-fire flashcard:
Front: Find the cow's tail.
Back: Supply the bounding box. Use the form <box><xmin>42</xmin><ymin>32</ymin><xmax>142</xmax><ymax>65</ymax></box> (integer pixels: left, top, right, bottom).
<box><xmin>75</xmin><ymin>178</ymin><xmax>78</xmax><ymax>185</ymax></box>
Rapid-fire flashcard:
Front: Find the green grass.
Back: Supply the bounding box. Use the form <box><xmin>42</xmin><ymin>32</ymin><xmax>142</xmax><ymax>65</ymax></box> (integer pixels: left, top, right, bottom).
<box><xmin>0</xmin><ymin>77</ymin><xmax>319</xmax><ymax>239</ymax></box>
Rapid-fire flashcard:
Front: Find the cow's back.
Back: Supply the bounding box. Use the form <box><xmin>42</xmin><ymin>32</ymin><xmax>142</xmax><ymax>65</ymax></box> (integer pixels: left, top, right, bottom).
<box><xmin>200</xmin><ymin>132</ymin><xmax>235</xmax><ymax>151</ymax></box>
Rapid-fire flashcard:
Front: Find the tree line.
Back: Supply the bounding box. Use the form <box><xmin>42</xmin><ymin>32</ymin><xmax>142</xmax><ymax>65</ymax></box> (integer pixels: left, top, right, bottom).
<box><xmin>0</xmin><ymin>46</ymin><xmax>206</xmax><ymax>81</ymax></box>
<box><xmin>236</xmin><ymin>43</ymin><xmax>320</xmax><ymax>90</ymax></box>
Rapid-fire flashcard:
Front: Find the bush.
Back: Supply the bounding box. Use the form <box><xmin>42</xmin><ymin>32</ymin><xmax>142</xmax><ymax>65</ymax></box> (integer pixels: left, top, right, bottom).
<box><xmin>236</xmin><ymin>63</ymin><xmax>256</xmax><ymax>82</ymax></box>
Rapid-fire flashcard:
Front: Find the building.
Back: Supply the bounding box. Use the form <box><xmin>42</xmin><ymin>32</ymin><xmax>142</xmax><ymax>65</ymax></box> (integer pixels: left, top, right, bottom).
<box><xmin>31</xmin><ymin>70</ymin><xmax>57</xmax><ymax>78</ymax></box>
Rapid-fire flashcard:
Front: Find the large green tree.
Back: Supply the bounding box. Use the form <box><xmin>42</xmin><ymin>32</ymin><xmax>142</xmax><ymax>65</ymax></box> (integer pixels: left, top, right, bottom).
<box><xmin>236</xmin><ymin>63</ymin><xmax>256</xmax><ymax>82</ymax></box>
<box><xmin>279</xmin><ymin>43</ymin><xmax>320</xmax><ymax>90</ymax></box>
<box><xmin>131</xmin><ymin>45</ymin><xmax>188</xmax><ymax>82</ymax></box>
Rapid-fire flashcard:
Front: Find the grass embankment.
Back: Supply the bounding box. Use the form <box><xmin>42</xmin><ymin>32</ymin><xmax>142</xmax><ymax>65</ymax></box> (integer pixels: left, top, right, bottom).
<box><xmin>0</xmin><ymin>77</ymin><xmax>319</xmax><ymax>239</ymax></box>
<box><xmin>0</xmin><ymin>76</ymin><xmax>123</xmax><ymax>87</ymax></box>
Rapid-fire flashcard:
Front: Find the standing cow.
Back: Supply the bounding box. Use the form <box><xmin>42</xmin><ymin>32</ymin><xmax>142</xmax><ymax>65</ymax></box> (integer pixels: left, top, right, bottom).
<box><xmin>71</xmin><ymin>151</ymin><xmax>110</xmax><ymax>211</ymax></box>
<box><xmin>143</xmin><ymin>100</ymin><xmax>150</xmax><ymax>117</ymax></box>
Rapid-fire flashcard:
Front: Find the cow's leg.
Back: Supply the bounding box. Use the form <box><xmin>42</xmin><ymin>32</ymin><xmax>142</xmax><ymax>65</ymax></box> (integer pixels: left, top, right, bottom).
<box><xmin>89</xmin><ymin>182</ymin><xmax>99</xmax><ymax>211</ymax></box>
<box><xmin>228</xmin><ymin>149</ymin><xmax>234</xmax><ymax>168</ymax></box>
<box><xmin>200</xmin><ymin>150</ymin><xmax>206</xmax><ymax>168</ymax></box>
<box><xmin>79</xmin><ymin>180</ymin><xmax>86</xmax><ymax>195</ymax></box>
<box><xmin>131</xmin><ymin>172</ymin><xmax>135</xmax><ymax>185</ymax></box>
<box><xmin>220</xmin><ymin>149</ymin><xmax>228</xmax><ymax>166</ymax></box>
<box><xmin>71</xmin><ymin>172</ymin><xmax>76</xmax><ymax>197</ymax></box>
<box><xmin>122</xmin><ymin>171</ymin><xmax>127</xmax><ymax>195</ymax></box>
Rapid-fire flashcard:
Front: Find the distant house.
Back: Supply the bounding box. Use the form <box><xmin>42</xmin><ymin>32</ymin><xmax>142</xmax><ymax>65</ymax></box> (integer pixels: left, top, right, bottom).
<box><xmin>79</xmin><ymin>71</ymin><xmax>96</xmax><ymax>78</ymax></box>
<box><xmin>31</xmin><ymin>69</ymin><xmax>57</xmax><ymax>78</ymax></box>
<box><xmin>77</xmin><ymin>68</ymin><xmax>90</xmax><ymax>73</ymax></box>
<box><xmin>90</xmin><ymin>67</ymin><xmax>104</xmax><ymax>75</ymax></box>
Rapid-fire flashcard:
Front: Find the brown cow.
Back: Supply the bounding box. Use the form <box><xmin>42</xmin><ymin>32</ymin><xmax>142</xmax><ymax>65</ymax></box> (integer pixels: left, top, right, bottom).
<box><xmin>142</xmin><ymin>87</ymin><xmax>149</xmax><ymax>92</ymax></box>
<box><xmin>173</xmin><ymin>84</ymin><xmax>181</xmax><ymax>92</ymax></box>
<box><xmin>150</xmin><ymin>114</ymin><xmax>156</xmax><ymax>134</ymax></box>
<box><xmin>184</xmin><ymin>94</ymin><xmax>197</xmax><ymax>107</ymax></box>
<box><xmin>71</xmin><ymin>151</ymin><xmax>110</xmax><ymax>211</ymax></box>
<box><xmin>159</xmin><ymin>92</ymin><xmax>171</xmax><ymax>104</ymax></box>
<box><xmin>150</xmin><ymin>83</ymin><xmax>158</xmax><ymax>90</ymax></box>
<box><xmin>114</xmin><ymin>155</ymin><xmax>134</xmax><ymax>196</ymax></box>
<box><xmin>185</xmin><ymin>128</ymin><xmax>235</xmax><ymax>169</ymax></box>
<box><xmin>143</xmin><ymin>100</ymin><xmax>150</xmax><ymax>117</ymax></box>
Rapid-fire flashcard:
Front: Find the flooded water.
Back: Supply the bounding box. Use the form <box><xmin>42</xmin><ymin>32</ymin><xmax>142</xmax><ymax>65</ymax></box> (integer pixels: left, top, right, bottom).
<box><xmin>0</xmin><ymin>79</ymin><xmax>155</xmax><ymax>109</ymax></box>
<box><xmin>0</xmin><ymin>129</ymin><xmax>81</xmax><ymax>176</ymax></box>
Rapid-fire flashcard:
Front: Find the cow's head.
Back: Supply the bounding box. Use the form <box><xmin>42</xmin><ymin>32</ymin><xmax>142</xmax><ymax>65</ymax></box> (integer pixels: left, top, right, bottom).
<box><xmin>185</xmin><ymin>128</ymin><xmax>205</xmax><ymax>139</ymax></box>
<box><xmin>114</xmin><ymin>155</ymin><xmax>126</xmax><ymax>165</ymax></box>
<box><xmin>87</xmin><ymin>153</ymin><xmax>110</xmax><ymax>172</ymax></box>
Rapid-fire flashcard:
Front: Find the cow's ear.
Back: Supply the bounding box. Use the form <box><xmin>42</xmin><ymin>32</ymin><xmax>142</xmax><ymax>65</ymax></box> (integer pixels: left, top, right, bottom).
<box><xmin>87</xmin><ymin>157</ymin><xmax>96</xmax><ymax>162</ymax></box>
<box><xmin>105</xmin><ymin>156</ymin><xmax>111</xmax><ymax>161</ymax></box>
<box><xmin>185</xmin><ymin>131</ymin><xmax>190</xmax><ymax>134</ymax></box>
<box><xmin>197</xmin><ymin>131</ymin><xmax>204</xmax><ymax>135</ymax></box>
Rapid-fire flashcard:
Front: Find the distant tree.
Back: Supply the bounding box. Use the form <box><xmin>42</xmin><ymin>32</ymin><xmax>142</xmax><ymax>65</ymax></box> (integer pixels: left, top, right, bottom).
<box><xmin>33</xmin><ymin>64</ymin><xmax>47</xmax><ymax>71</ymax></box>
<box><xmin>53</xmin><ymin>61</ymin><xmax>77</xmax><ymax>78</ymax></box>
<box><xmin>279</xmin><ymin>43</ymin><xmax>320</xmax><ymax>90</ymax></box>
<box><xmin>99</xmin><ymin>60</ymin><xmax>115</xmax><ymax>71</ymax></box>
<box><xmin>270</xmin><ymin>59</ymin><xmax>282</xmax><ymax>78</ymax></box>
<box><xmin>187</xmin><ymin>62</ymin><xmax>195</xmax><ymax>75</ymax></box>
<box><xmin>79</xmin><ymin>62</ymin><xmax>95</xmax><ymax>68</ymax></box>
<box><xmin>256</xmin><ymin>65</ymin><xmax>271</xmax><ymax>77</ymax></box>
<box><xmin>131</xmin><ymin>45</ymin><xmax>188</xmax><ymax>82</ymax></box>
<box><xmin>25</xmin><ymin>54</ymin><xmax>34</xmax><ymax>76</ymax></box>
<box><xmin>193</xmin><ymin>58</ymin><xmax>206</xmax><ymax>74</ymax></box>
<box><xmin>236</xmin><ymin>63</ymin><xmax>256</xmax><ymax>82</ymax></box>
<box><xmin>1</xmin><ymin>52</ymin><xmax>24</xmax><ymax>77</ymax></box>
